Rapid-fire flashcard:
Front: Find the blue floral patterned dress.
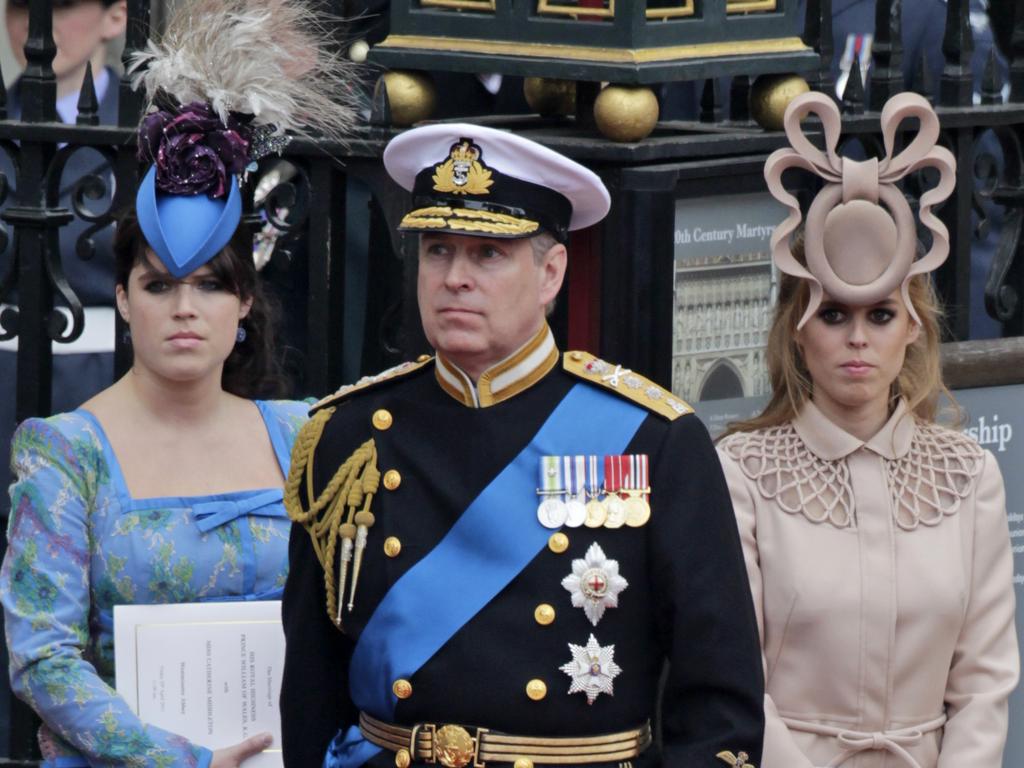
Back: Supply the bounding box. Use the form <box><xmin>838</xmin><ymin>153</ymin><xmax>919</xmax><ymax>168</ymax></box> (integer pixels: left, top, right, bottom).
<box><xmin>1</xmin><ymin>399</ymin><xmax>309</xmax><ymax>768</ymax></box>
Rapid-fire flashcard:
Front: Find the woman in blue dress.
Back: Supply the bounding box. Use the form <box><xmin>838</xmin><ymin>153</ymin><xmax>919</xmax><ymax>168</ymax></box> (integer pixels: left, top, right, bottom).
<box><xmin>0</xmin><ymin>1</ymin><xmax>357</xmax><ymax>764</ymax></box>
<box><xmin>1</xmin><ymin>212</ymin><xmax>306</xmax><ymax>767</ymax></box>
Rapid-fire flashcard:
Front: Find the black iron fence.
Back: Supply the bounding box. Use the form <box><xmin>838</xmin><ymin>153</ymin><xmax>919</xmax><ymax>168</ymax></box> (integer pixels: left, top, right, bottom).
<box><xmin>0</xmin><ymin>0</ymin><xmax>1021</xmax><ymax>760</ymax></box>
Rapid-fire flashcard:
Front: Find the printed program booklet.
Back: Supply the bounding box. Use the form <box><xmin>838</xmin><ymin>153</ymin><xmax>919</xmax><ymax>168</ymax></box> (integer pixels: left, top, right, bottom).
<box><xmin>114</xmin><ymin>600</ymin><xmax>284</xmax><ymax>768</ymax></box>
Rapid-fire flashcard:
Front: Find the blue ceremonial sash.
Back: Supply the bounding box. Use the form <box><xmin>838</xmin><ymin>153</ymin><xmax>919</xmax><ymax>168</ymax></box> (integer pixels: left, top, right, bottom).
<box><xmin>323</xmin><ymin>383</ymin><xmax>648</xmax><ymax>768</ymax></box>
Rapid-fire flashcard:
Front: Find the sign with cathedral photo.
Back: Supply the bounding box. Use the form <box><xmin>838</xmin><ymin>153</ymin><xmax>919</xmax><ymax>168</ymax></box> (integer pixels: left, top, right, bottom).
<box><xmin>672</xmin><ymin>191</ymin><xmax>786</xmax><ymax>403</ymax></box>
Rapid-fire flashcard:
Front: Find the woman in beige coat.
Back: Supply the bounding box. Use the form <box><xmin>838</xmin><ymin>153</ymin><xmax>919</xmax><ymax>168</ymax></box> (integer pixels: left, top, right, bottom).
<box><xmin>716</xmin><ymin>92</ymin><xmax>1019</xmax><ymax>768</ymax></box>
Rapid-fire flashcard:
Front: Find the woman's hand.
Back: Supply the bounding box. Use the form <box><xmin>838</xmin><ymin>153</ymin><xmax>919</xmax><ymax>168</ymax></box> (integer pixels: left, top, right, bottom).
<box><xmin>210</xmin><ymin>733</ymin><xmax>274</xmax><ymax>767</ymax></box>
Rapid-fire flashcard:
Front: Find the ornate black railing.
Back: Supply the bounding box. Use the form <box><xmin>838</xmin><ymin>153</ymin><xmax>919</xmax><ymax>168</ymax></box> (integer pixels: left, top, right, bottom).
<box><xmin>0</xmin><ymin>0</ymin><xmax>1022</xmax><ymax>759</ymax></box>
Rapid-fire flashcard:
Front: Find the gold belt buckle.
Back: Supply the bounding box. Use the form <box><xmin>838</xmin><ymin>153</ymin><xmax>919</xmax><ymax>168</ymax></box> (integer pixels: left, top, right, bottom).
<box><xmin>426</xmin><ymin>723</ymin><xmax>488</xmax><ymax>768</ymax></box>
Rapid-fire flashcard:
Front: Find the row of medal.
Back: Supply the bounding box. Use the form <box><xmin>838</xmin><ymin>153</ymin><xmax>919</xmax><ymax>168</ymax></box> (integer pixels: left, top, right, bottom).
<box><xmin>536</xmin><ymin>454</ymin><xmax>651</xmax><ymax>529</ymax></box>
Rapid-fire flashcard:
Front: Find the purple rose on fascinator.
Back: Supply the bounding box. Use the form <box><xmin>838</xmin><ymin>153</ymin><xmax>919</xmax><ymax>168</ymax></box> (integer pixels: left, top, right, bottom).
<box><xmin>138</xmin><ymin>101</ymin><xmax>250</xmax><ymax>199</ymax></box>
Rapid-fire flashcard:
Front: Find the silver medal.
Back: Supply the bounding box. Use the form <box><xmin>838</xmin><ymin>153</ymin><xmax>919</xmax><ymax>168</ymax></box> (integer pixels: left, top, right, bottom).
<box><xmin>537</xmin><ymin>497</ymin><xmax>568</xmax><ymax>529</ymax></box>
<box><xmin>562</xmin><ymin>456</ymin><xmax>588</xmax><ymax>528</ymax></box>
<box><xmin>565</xmin><ymin>496</ymin><xmax>587</xmax><ymax>528</ymax></box>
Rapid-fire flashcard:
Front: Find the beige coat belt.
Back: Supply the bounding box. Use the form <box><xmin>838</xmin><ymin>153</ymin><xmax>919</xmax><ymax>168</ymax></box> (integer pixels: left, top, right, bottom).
<box><xmin>781</xmin><ymin>714</ymin><xmax>947</xmax><ymax>768</ymax></box>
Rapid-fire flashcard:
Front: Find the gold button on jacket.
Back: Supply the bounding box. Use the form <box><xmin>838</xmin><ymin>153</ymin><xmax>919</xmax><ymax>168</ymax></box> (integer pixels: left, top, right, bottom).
<box><xmin>372</xmin><ymin>409</ymin><xmax>393</xmax><ymax>430</ymax></box>
<box><xmin>383</xmin><ymin>536</ymin><xmax>402</xmax><ymax>558</ymax></box>
<box><xmin>547</xmin><ymin>532</ymin><xmax>569</xmax><ymax>553</ymax></box>
<box><xmin>383</xmin><ymin>469</ymin><xmax>402</xmax><ymax>491</ymax></box>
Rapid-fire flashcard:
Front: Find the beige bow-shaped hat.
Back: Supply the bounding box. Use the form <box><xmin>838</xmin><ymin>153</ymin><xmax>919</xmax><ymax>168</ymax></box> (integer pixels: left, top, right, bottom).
<box><xmin>764</xmin><ymin>91</ymin><xmax>956</xmax><ymax>328</ymax></box>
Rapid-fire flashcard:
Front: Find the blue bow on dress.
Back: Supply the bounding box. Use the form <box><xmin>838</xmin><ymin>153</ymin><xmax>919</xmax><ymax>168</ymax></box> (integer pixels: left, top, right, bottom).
<box><xmin>191</xmin><ymin>489</ymin><xmax>286</xmax><ymax>533</ymax></box>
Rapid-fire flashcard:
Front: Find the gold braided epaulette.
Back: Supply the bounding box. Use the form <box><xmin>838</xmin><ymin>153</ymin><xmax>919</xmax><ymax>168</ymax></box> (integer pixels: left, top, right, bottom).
<box><xmin>310</xmin><ymin>355</ymin><xmax>434</xmax><ymax>414</ymax></box>
<box><xmin>563</xmin><ymin>351</ymin><xmax>693</xmax><ymax>421</ymax></box>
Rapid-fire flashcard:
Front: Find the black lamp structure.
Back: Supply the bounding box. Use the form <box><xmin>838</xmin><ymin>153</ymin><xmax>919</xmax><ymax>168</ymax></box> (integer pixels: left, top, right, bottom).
<box><xmin>368</xmin><ymin>0</ymin><xmax>817</xmax><ymax>137</ymax></box>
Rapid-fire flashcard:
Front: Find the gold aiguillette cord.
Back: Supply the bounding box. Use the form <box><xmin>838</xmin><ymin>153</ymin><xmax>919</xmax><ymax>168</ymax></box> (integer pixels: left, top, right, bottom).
<box><xmin>284</xmin><ymin>408</ymin><xmax>380</xmax><ymax>628</ymax></box>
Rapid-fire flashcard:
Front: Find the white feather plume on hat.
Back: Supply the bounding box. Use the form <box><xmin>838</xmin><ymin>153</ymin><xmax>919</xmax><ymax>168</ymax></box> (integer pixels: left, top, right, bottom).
<box><xmin>127</xmin><ymin>0</ymin><xmax>358</xmax><ymax>142</ymax></box>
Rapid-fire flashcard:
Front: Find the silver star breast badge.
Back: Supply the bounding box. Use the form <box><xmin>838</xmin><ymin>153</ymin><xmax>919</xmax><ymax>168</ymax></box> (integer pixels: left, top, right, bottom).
<box><xmin>559</xmin><ymin>633</ymin><xmax>622</xmax><ymax>705</ymax></box>
<box><xmin>561</xmin><ymin>542</ymin><xmax>628</xmax><ymax>626</ymax></box>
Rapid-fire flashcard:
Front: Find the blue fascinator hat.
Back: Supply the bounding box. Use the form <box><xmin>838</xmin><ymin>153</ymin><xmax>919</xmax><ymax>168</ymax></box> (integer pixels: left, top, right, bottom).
<box><xmin>136</xmin><ymin>168</ymin><xmax>243</xmax><ymax>278</ymax></box>
<box><xmin>127</xmin><ymin>0</ymin><xmax>361</xmax><ymax>277</ymax></box>
<box><xmin>134</xmin><ymin>100</ymin><xmax>249</xmax><ymax>278</ymax></box>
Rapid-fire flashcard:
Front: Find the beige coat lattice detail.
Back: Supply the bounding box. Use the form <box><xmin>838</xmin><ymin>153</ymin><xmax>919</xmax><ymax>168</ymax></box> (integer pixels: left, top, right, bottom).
<box><xmin>886</xmin><ymin>424</ymin><xmax>984</xmax><ymax>530</ymax></box>
<box><xmin>719</xmin><ymin>424</ymin><xmax>854</xmax><ymax>528</ymax></box>
<box><xmin>719</xmin><ymin>417</ymin><xmax>985</xmax><ymax>532</ymax></box>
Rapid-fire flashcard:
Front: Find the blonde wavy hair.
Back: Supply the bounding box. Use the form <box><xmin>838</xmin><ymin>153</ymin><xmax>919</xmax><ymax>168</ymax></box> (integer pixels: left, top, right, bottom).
<box><xmin>721</xmin><ymin>266</ymin><xmax>954</xmax><ymax>439</ymax></box>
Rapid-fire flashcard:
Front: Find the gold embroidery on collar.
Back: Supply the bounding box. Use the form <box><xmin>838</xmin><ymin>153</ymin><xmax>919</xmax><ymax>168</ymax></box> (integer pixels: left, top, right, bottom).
<box><xmin>435</xmin><ymin>325</ymin><xmax>557</xmax><ymax>408</ymax></box>
<box><xmin>435</xmin><ymin>356</ymin><xmax>476</xmax><ymax>407</ymax></box>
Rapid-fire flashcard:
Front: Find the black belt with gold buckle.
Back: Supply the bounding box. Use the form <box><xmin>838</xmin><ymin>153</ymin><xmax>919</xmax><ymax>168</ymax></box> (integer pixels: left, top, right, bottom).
<box><xmin>359</xmin><ymin>711</ymin><xmax>652</xmax><ymax>768</ymax></box>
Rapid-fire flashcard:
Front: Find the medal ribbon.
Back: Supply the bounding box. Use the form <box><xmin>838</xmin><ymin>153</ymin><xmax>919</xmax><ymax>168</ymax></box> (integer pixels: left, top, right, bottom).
<box><xmin>587</xmin><ymin>454</ymin><xmax>602</xmax><ymax>499</ymax></box>
<box><xmin>563</xmin><ymin>455</ymin><xmax>585</xmax><ymax>501</ymax></box>
<box><xmin>630</xmin><ymin>456</ymin><xmax>647</xmax><ymax>493</ymax></box>
<box><xmin>630</xmin><ymin>454</ymin><xmax>649</xmax><ymax>494</ymax></box>
<box><xmin>328</xmin><ymin>384</ymin><xmax>647</xmax><ymax>768</ymax></box>
<box><xmin>604</xmin><ymin>454</ymin><xmax>629</xmax><ymax>499</ymax></box>
<box><xmin>540</xmin><ymin>455</ymin><xmax>564</xmax><ymax>495</ymax></box>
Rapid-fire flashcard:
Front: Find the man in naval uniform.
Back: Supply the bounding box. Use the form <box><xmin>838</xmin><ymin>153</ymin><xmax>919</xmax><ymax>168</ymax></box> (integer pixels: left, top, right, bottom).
<box><xmin>280</xmin><ymin>124</ymin><xmax>764</xmax><ymax>768</ymax></box>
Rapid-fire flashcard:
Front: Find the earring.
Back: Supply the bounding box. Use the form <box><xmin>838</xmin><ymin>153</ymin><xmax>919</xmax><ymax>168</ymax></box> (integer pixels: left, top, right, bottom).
<box><xmin>236</xmin><ymin>326</ymin><xmax>247</xmax><ymax>343</ymax></box>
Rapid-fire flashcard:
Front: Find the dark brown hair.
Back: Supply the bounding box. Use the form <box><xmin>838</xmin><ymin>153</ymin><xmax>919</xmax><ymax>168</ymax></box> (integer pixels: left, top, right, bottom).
<box><xmin>114</xmin><ymin>209</ymin><xmax>288</xmax><ymax>399</ymax></box>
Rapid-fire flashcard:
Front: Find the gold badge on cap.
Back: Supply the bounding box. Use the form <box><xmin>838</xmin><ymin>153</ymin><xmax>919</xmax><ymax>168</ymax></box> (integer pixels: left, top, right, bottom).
<box><xmin>433</xmin><ymin>139</ymin><xmax>494</xmax><ymax>196</ymax></box>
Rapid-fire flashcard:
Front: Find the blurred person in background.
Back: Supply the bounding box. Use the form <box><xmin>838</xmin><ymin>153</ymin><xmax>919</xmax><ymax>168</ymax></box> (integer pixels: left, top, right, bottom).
<box><xmin>0</xmin><ymin>0</ymin><xmax>128</xmax><ymax>518</ymax></box>
<box><xmin>0</xmin><ymin>1</ymin><xmax>126</xmax><ymax>754</ymax></box>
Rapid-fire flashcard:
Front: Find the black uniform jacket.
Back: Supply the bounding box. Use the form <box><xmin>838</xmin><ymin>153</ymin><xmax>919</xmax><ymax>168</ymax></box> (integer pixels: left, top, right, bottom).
<box><xmin>281</xmin><ymin>341</ymin><xmax>765</xmax><ymax>768</ymax></box>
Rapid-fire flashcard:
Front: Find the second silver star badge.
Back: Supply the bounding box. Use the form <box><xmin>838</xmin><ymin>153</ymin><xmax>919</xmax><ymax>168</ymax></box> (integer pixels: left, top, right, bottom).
<box><xmin>560</xmin><ymin>634</ymin><xmax>622</xmax><ymax>704</ymax></box>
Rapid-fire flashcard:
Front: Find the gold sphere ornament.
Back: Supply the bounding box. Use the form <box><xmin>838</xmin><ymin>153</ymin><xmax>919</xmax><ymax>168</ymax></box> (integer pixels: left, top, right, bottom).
<box><xmin>376</xmin><ymin>71</ymin><xmax>436</xmax><ymax>127</ymax></box>
<box><xmin>523</xmin><ymin>77</ymin><xmax>577</xmax><ymax>117</ymax></box>
<box><xmin>593</xmin><ymin>85</ymin><xmax>659</xmax><ymax>143</ymax></box>
<box><xmin>750</xmin><ymin>74</ymin><xmax>811</xmax><ymax>131</ymax></box>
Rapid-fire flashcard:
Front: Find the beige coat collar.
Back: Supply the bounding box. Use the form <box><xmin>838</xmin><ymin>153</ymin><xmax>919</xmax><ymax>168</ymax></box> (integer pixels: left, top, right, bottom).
<box><xmin>793</xmin><ymin>398</ymin><xmax>915</xmax><ymax>461</ymax></box>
